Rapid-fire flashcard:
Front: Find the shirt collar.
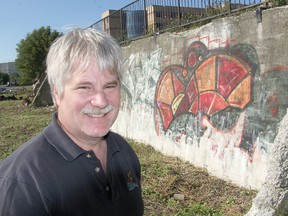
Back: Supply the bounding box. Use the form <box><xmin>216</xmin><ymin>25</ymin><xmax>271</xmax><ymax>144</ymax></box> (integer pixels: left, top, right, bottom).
<box><xmin>43</xmin><ymin>113</ymin><xmax>120</xmax><ymax>161</ymax></box>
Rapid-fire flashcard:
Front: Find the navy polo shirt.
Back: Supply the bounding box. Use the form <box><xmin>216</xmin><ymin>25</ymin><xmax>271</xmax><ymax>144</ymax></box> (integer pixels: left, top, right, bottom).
<box><xmin>0</xmin><ymin>113</ymin><xmax>144</xmax><ymax>216</ymax></box>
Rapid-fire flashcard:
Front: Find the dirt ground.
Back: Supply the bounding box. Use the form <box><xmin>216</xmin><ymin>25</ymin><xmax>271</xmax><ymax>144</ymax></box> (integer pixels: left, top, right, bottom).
<box><xmin>132</xmin><ymin>142</ymin><xmax>257</xmax><ymax>216</ymax></box>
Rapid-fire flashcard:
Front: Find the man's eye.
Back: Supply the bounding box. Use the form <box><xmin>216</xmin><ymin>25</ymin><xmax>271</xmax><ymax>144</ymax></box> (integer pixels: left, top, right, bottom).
<box><xmin>106</xmin><ymin>85</ymin><xmax>115</xmax><ymax>89</ymax></box>
<box><xmin>105</xmin><ymin>84</ymin><xmax>118</xmax><ymax>89</ymax></box>
<box><xmin>78</xmin><ymin>86</ymin><xmax>89</xmax><ymax>89</ymax></box>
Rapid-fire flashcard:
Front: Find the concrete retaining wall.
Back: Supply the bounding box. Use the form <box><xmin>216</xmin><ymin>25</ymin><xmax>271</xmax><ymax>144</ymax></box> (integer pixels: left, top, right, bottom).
<box><xmin>112</xmin><ymin>5</ymin><xmax>288</xmax><ymax>190</ymax></box>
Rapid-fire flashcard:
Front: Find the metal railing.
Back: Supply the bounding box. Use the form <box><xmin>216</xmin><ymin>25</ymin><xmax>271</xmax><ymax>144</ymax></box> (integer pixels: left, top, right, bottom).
<box><xmin>88</xmin><ymin>0</ymin><xmax>263</xmax><ymax>44</ymax></box>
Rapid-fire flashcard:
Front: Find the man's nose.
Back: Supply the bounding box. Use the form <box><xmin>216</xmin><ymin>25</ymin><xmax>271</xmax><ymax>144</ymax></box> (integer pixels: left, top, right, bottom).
<box><xmin>90</xmin><ymin>90</ymin><xmax>109</xmax><ymax>108</ymax></box>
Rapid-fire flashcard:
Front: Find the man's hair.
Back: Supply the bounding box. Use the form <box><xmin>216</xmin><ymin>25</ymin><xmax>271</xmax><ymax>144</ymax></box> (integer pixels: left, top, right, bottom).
<box><xmin>46</xmin><ymin>28</ymin><xmax>123</xmax><ymax>102</ymax></box>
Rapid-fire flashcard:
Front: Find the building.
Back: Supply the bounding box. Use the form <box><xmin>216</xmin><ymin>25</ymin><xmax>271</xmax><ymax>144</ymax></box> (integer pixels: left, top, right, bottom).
<box><xmin>101</xmin><ymin>5</ymin><xmax>205</xmax><ymax>40</ymax></box>
<box><xmin>146</xmin><ymin>5</ymin><xmax>205</xmax><ymax>33</ymax></box>
<box><xmin>101</xmin><ymin>10</ymin><xmax>126</xmax><ymax>40</ymax></box>
<box><xmin>0</xmin><ymin>62</ymin><xmax>19</xmax><ymax>75</ymax></box>
<box><xmin>0</xmin><ymin>62</ymin><xmax>20</xmax><ymax>86</ymax></box>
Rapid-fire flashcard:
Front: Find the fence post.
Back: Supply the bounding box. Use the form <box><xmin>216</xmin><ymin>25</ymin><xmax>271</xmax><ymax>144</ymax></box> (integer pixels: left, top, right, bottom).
<box><xmin>119</xmin><ymin>10</ymin><xmax>122</xmax><ymax>39</ymax></box>
<box><xmin>143</xmin><ymin>0</ymin><xmax>147</xmax><ymax>35</ymax></box>
<box><xmin>178</xmin><ymin>0</ymin><xmax>181</xmax><ymax>24</ymax></box>
<box><xmin>103</xmin><ymin>18</ymin><xmax>106</xmax><ymax>33</ymax></box>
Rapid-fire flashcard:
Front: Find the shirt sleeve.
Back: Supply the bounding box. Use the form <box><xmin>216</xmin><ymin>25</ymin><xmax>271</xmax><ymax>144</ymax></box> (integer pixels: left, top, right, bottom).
<box><xmin>0</xmin><ymin>177</ymin><xmax>51</xmax><ymax>216</ymax></box>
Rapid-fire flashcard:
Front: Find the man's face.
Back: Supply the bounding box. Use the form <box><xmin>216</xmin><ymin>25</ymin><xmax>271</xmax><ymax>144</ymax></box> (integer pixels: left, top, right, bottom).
<box><xmin>54</xmin><ymin>62</ymin><xmax>120</xmax><ymax>145</ymax></box>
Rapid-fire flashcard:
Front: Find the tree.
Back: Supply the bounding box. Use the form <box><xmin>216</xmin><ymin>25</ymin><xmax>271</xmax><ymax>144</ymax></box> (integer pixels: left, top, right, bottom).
<box><xmin>15</xmin><ymin>26</ymin><xmax>62</xmax><ymax>85</ymax></box>
<box><xmin>0</xmin><ymin>72</ymin><xmax>9</xmax><ymax>85</ymax></box>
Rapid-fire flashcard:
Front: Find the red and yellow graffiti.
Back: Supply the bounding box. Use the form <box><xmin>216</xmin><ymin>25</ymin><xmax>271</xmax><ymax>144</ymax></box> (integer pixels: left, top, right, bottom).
<box><xmin>155</xmin><ymin>43</ymin><xmax>253</xmax><ymax>132</ymax></box>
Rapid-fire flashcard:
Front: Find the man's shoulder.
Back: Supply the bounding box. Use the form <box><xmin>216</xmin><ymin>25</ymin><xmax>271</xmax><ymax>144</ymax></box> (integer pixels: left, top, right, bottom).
<box><xmin>0</xmin><ymin>132</ymin><xmax>51</xmax><ymax>177</ymax></box>
<box><xmin>2</xmin><ymin>133</ymin><xmax>45</xmax><ymax>159</ymax></box>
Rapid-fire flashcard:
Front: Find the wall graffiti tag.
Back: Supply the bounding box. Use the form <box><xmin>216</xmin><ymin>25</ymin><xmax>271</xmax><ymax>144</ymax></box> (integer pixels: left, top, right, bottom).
<box><xmin>122</xmin><ymin>47</ymin><xmax>162</xmax><ymax>106</ymax></box>
<box><xmin>154</xmin><ymin>40</ymin><xmax>288</xmax><ymax>161</ymax></box>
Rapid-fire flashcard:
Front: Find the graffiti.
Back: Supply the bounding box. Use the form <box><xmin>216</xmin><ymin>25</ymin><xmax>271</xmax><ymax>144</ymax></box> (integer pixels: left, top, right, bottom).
<box><xmin>154</xmin><ymin>40</ymin><xmax>288</xmax><ymax>160</ymax></box>
<box><xmin>122</xmin><ymin>46</ymin><xmax>162</xmax><ymax>107</ymax></box>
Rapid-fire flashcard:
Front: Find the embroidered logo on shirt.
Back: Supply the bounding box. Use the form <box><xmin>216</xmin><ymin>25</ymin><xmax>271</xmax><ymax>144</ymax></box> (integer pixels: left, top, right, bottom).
<box><xmin>127</xmin><ymin>171</ymin><xmax>139</xmax><ymax>191</ymax></box>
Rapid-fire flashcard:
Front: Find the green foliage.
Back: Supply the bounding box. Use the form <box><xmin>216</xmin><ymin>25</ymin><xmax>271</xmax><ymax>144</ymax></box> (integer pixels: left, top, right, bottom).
<box><xmin>175</xmin><ymin>203</ymin><xmax>223</xmax><ymax>216</ymax></box>
<box><xmin>9</xmin><ymin>72</ymin><xmax>20</xmax><ymax>86</ymax></box>
<box><xmin>276</xmin><ymin>199</ymin><xmax>288</xmax><ymax>216</ymax></box>
<box><xmin>271</xmin><ymin>0</ymin><xmax>288</xmax><ymax>7</ymax></box>
<box><xmin>0</xmin><ymin>72</ymin><xmax>9</xmax><ymax>85</ymax></box>
<box><xmin>15</xmin><ymin>26</ymin><xmax>62</xmax><ymax>85</ymax></box>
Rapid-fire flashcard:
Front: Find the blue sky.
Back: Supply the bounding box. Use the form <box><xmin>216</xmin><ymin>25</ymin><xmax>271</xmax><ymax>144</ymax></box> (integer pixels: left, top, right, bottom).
<box><xmin>0</xmin><ymin>0</ymin><xmax>133</xmax><ymax>63</ymax></box>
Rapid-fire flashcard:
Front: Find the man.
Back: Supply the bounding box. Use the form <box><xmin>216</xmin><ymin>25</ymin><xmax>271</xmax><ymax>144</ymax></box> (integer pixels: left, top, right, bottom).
<box><xmin>0</xmin><ymin>28</ymin><xmax>144</xmax><ymax>215</ymax></box>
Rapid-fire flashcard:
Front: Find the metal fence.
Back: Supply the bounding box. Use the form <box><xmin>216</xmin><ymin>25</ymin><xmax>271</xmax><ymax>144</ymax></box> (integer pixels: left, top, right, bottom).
<box><xmin>88</xmin><ymin>0</ymin><xmax>263</xmax><ymax>43</ymax></box>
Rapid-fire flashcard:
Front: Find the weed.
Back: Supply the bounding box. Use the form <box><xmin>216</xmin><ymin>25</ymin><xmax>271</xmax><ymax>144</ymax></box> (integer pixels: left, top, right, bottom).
<box><xmin>175</xmin><ymin>203</ymin><xmax>223</xmax><ymax>216</ymax></box>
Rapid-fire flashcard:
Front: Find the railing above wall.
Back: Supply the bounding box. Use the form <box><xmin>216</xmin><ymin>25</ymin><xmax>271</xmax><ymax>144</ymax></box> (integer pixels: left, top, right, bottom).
<box><xmin>87</xmin><ymin>0</ymin><xmax>263</xmax><ymax>44</ymax></box>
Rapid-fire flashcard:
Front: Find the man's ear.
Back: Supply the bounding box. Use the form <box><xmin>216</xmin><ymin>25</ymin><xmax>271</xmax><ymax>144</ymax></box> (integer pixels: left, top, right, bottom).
<box><xmin>53</xmin><ymin>87</ymin><xmax>60</xmax><ymax>106</ymax></box>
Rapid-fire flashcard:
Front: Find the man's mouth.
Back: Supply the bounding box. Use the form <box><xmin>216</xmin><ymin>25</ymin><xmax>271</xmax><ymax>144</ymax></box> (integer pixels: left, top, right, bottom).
<box><xmin>81</xmin><ymin>105</ymin><xmax>113</xmax><ymax>117</ymax></box>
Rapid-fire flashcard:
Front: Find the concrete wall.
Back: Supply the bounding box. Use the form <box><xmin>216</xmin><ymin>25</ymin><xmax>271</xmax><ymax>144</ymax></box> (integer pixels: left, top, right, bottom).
<box><xmin>112</xmin><ymin>5</ymin><xmax>288</xmax><ymax>190</ymax></box>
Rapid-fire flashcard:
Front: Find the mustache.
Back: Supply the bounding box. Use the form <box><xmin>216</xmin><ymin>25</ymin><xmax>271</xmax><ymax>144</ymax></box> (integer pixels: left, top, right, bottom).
<box><xmin>81</xmin><ymin>105</ymin><xmax>113</xmax><ymax>116</ymax></box>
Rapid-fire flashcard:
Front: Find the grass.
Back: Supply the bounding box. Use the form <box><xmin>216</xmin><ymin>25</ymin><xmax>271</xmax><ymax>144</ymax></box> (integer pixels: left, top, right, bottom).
<box><xmin>129</xmin><ymin>139</ymin><xmax>256</xmax><ymax>216</ymax></box>
<box><xmin>0</xmin><ymin>88</ymin><xmax>257</xmax><ymax>215</ymax></box>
